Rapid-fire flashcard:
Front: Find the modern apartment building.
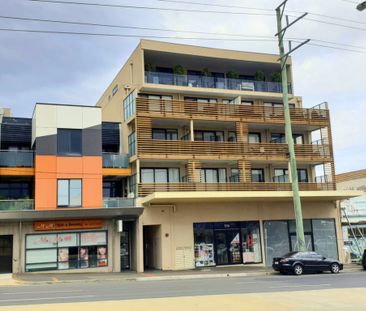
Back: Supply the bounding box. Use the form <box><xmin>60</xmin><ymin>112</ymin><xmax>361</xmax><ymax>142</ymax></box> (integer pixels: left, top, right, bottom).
<box><xmin>336</xmin><ymin>169</ymin><xmax>366</xmax><ymax>262</ymax></box>
<box><xmin>0</xmin><ymin>104</ymin><xmax>140</xmax><ymax>273</ymax></box>
<box><xmin>0</xmin><ymin>40</ymin><xmax>361</xmax><ymax>274</ymax></box>
<box><xmin>96</xmin><ymin>40</ymin><xmax>361</xmax><ymax>272</ymax></box>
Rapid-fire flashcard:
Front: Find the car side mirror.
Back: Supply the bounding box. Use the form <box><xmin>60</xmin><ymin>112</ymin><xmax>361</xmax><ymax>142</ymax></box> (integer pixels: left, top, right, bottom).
<box><xmin>322</xmin><ymin>256</ymin><xmax>326</xmax><ymax>260</ymax></box>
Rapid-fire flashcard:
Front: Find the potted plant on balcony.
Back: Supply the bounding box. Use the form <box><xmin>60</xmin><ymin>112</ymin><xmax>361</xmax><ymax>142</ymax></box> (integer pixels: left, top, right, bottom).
<box><xmin>201</xmin><ymin>67</ymin><xmax>212</xmax><ymax>87</ymax></box>
<box><xmin>226</xmin><ymin>70</ymin><xmax>239</xmax><ymax>89</ymax></box>
<box><xmin>144</xmin><ymin>63</ymin><xmax>157</xmax><ymax>83</ymax></box>
<box><xmin>271</xmin><ymin>72</ymin><xmax>282</xmax><ymax>92</ymax></box>
<box><xmin>173</xmin><ymin>64</ymin><xmax>187</xmax><ymax>86</ymax></box>
<box><xmin>254</xmin><ymin>70</ymin><xmax>266</xmax><ymax>92</ymax></box>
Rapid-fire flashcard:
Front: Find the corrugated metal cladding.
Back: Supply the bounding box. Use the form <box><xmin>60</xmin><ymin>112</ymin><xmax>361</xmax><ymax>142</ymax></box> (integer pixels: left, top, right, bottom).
<box><xmin>102</xmin><ymin>122</ymin><xmax>120</xmax><ymax>151</ymax></box>
<box><xmin>0</xmin><ymin>117</ymin><xmax>32</xmax><ymax>148</ymax></box>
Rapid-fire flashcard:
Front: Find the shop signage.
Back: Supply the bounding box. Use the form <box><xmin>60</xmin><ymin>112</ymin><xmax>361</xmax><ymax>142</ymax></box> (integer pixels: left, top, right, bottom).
<box><xmin>34</xmin><ymin>219</ymin><xmax>103</xmax><ymax>231</ymax></box>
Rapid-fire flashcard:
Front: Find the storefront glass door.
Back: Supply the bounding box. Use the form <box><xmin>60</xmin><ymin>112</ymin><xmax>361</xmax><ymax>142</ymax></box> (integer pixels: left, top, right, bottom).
<box><xmin>120</xmin><ymin>231</ymin><xmax>130</xmax><ymax>270</ymax></box>
<box><xmin>214</xmin><ymin>230</ymin><xmax>242</xmax><ymax>265</ymax></box>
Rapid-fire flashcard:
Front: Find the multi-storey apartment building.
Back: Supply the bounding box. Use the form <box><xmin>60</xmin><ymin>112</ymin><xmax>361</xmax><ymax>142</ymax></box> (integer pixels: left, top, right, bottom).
<box><xmin>0</xmin><ymin>40</ymin><xmax>361</xmax><ymax>274</ymax></box>
<box><xmin>96</xmin><ymin>40</ymin><xmax>361</xmax><ymax>272</ymax></box>
<box><xmin>0</xmin><ymin>104</ymin><xmax>140</xmax><ymax>273</ymax></box>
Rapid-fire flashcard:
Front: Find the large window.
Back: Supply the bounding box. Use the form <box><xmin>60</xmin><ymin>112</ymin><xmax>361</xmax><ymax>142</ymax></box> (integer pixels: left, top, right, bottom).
<box><xmin>57</xmin><ymin>129</ymin><xmax>82</xmax><ymax>156</ymax></box>
<box><xmin>123</xmin><ymin>92</ymin><xmax>136</xmax><ymax>121</ymax></box>
<box><xmin>273</xmin><ymin>169</ymin><xmax>308</xmax><ymax>183</ymax></box>
<box><xmin>251</xmin><ymin>169</ymin><xmax>265</xmax><ymax>182</ymax></box>
<box><xmin>271</xmin><ymin>133</ymin><xmax>304</xmax><ymax>144</ymax></box>
<box><xmin>140</xmin><ymin>168</ymin><xmax>180</xmax><ymax>183</ymax></box>
<box><xmin>128</xmin><ymin>131</ymin><xmax>136</xmax><ymax>156</ymax></box>
<box><xmin>248</xmin><ymin>133</ymin><xmax>261</xmax><ymax>143</ymax></box>
<box><xmin>57</xmin><ymin>179</ymin><xmax>82</xmax><ymax>207</ymax></box>
<box><xmin>25</xmin><ymin>231</ymin><xmax>108</xmax><ymax>272</ymax></box>
<box><xmin>193</xmin><ymin>221</ymin><xmax>262</xmax><ymax>267</ymax></box>
<box><xmin>194</xmin><ymin>131</ymin><xmax>224</xmax><ymax>142</ymax></box>
<box><xmin>264</xmin><ymin>219</ymin><xmax>338</xmax><ymax>265</ymax></box>
<box><xmin>152</xmin><ymin>129</ymin><xmax>178</xmax><ymax>140</ymax></box>
<box><xmin>200</xmin><ymin>168</ymin><xmax>226</xmax><ymax>183</ymax></box>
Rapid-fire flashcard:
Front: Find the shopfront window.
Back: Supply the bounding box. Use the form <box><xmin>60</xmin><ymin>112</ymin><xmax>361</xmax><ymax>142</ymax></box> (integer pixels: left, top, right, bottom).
<box><xmin>25</xmin><ymin>231</ymin><xmax>108</xmax><ymax>272</ymax></box>
<box><xmin>241</xmin><ymin>222</ymin><xmax>262</xmax><ymax>263</ymax></box>
<box><xmin>193</xmin><ymin>221</ymin><xmax>262</xmax><ymax>267</ymax></box>
<box><xmin>264</xmin><ymin>220</ymin><xmax>290</xmax><ymax>266</ymax></box>
<box><xmin>194</xmin><ymin>223</ymin><xmax>215</xmax><ymax>267</ymax></box>
<box><xmin>312</xmin><ymin>219</ymin><xmax>338</xmax><ymax>259</ymax></box>
<box><xmin>264</xmin><ymin>219</ymin><xmax>338</xmax><ymax>265</ymax></box>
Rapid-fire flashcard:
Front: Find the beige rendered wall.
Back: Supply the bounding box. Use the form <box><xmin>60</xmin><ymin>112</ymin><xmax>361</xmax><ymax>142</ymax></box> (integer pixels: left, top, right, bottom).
<box><xmin>137</xmin><ymin>200</ymin><xmax>341</xmax><ymax>272</ymax></box>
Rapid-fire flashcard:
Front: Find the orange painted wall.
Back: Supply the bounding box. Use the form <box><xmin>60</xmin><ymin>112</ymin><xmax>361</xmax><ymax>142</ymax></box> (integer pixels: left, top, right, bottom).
<box><xmin>35</xmin><ymin>155</ymin><xmax>102</xmax><ymax>210</ymax></box>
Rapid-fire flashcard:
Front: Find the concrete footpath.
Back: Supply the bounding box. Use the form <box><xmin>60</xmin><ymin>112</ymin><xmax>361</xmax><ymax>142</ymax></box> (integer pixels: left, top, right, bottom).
<box><xmin>1</xmin><ymin>264</ymin><xmax>363</xmax><ymax>287</ymax></box>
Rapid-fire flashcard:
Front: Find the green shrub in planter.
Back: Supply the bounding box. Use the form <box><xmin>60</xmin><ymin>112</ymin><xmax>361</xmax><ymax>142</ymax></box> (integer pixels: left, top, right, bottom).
<box><xmin>271</xmin><ymin>72</ymin><xmax>282</xmax><ymax>82</ymax></box>
<box><xmin>226</xmin><ymin>70</ymin><xmax>239</xmax><ymax>79</ymax></box>
<box><xmin>144</xmin><ymin>63</ymin><xmax>156</xmax><ymax>72</ymax></box>
<box><xmin>254</xmin><ymin>70</ymin><xmax>266</xmax><ymax>81</ymax></box>
<box><xmin>173</xmin><ymin>64</ymin><xmax>187</xmax><ymax>75</ymax></box>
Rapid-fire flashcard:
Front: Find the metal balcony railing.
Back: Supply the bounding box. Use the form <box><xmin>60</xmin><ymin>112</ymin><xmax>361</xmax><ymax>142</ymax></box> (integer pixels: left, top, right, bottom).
<box><xmin>103</xmin><ymin>197</ymin><xmax>135</xmax><ymax>208</ymax></box>
<box><xmin>144</xmin><ymin>71</ymin><xmax>292</xmax><ymax>94</ymax></box>
<box><xmin>138</xmin><ymin>182</ymin><xmax>336</xmax><ymax>196</ymax></box>
<box><xmin>102</xmin><ymin>153</ymin><xmax>129</xmax><ymax>168</ymax></box>
<box><xmin>0</xmin><ymin>199</ymin><xmax>34</xmax><ymax>211</ymax></box>
<box><xmin>0</xmin><ymin>150</ymin><xmax>34</xmax><ymax>167</ymax></box>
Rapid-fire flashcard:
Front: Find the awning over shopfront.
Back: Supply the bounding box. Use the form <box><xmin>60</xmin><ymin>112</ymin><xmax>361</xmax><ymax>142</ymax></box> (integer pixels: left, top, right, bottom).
<box><xmin>0</xmin><ymin>207</ymin><xmax>144</xmax><ymax>222</ymax></box>
<box><xmin>140</xmin><ymin>190</ymin><xmax>363</xmax><ymax>206</ymax></box>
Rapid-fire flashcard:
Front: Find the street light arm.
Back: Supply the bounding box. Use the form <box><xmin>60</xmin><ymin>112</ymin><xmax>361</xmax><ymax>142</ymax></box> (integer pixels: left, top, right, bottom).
<box><xmin>357</xmin><ymin>1</ymin><xmax>366</xmax><ymax>11</ymax></box>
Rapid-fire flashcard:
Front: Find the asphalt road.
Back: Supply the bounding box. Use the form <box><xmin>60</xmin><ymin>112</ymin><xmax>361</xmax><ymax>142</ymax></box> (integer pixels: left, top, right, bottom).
<box><xmin>0</xmin><ymin>271</ymin><xmax>365</xmax><ymax>306</ymax></box>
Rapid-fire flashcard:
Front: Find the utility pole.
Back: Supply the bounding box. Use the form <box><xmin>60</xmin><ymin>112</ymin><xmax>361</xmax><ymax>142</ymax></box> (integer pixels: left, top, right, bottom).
<box><xmin>275</xmin><ymin>0</ymin><xmax>310</xmax><ymax>252</ymax></box>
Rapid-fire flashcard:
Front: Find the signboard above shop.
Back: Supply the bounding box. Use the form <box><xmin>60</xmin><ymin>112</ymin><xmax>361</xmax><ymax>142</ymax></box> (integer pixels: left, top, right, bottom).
<box><xmin>34</xmin><ymin>219</ymin><xmax>103</xmax><ymax>231</ymax></box>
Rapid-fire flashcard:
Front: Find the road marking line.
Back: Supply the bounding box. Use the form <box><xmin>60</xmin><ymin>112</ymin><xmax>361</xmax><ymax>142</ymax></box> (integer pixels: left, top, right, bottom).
<box><xmin>269</xmin><ymin>284</ymin><xmax>331</xmax><ymax>289</ymax></box>
<box><xmin>0</xmin><ymin>290</ymin><xmax>84</xmax><ymax>295</ymax></box>
<box><xmin>0</xmin><ymin>295</ymin><xmax>94</xmax><ymax>303</ymax></box>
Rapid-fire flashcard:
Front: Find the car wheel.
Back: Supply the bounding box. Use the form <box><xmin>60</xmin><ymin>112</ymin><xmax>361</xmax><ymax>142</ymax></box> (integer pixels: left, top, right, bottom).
<box><xmin>293</xmin><ymin>264</ymin><xmax>303</xmax><ymax>275</ymax></box>
<box><xmin>330</xmin><ymin>263</ymin><xmax>340</xmax><ymax>274</ymax></box>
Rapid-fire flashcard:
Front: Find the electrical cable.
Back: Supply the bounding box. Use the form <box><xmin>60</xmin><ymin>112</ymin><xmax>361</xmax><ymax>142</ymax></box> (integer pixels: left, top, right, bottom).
<box><xmin>27</xmin><ymin>0</ymin><xmax>276</xmax><ymax>16</ymax></box>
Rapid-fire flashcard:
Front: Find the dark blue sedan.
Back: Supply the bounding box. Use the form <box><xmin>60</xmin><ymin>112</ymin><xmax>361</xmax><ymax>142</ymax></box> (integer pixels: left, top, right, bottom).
<box><xmin>272</xmin><ymin>251</ymin><xmax>343</xmax><ymax>275</ymax></box>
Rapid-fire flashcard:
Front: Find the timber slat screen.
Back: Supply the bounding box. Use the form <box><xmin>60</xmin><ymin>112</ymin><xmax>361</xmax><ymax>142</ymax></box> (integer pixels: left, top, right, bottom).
<box><xmin>137</xmin><ymin>140</ymin><xmax>332</xmax><ymax>161</ymax></box>
<box><xmin>138</xmin><ymin>182</ymin><xmax>336</xmax><ymax>196</ymax></box>
<box><xmin>135</xmin><ymin>98</ymin><xmax>330</xmax><ymax>125</ymax></box>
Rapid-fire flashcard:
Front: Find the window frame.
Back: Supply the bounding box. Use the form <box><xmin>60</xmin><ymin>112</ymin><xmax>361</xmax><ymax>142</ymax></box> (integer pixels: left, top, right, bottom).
<box><xmin>152</xmin><ymin>128</ymin><xmax>178</xmax><ymax>140</ymax></box>
<box><xmin>57</xmin><ymin>179</ymin><xmax>82</xmax><ymax>208</ymax></box>
<box><xmin>248</xmin><ymin>132</ymin><xmax>262</xmax><ymax>143</ymax></box>
<box><xmin>140</xmin><ymin>168</ymin><xmax>180</xmax><ymax>183</ymax></box>
<box><xmin>251</xmin><ymin>168</ymin><xmax>265</xmax><ymax>182</ymax></box>
<box><xmin>57</xmin><ymin>128</ymin><xmax>82</xmax><ymax>156</ymax></box>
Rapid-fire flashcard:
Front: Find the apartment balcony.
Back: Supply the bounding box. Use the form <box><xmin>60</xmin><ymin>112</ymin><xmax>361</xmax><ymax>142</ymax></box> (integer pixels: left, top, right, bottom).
<box><xmin>144</xmin><ymin>71</ymin><xmax>291</xmax><ymax>94</ymax></box>
<box><xmin>138</xmin><ymin>140</ymin><xmax>332</xmax><ymax>162</ymax></box>
<box><xmin>0</xmin><ymin>150</ymin><xmax>34</xmax><ymax>167</ymax></box>
<box><xmin>102</xmin><ymin>152</ymin><xmax>129</xmax><ymax>168</ymax></box>
<box><xmin>135</xmin><ymin>98</ymin><xmax>329</xmax><ymax>126</ymax></box>
<box><xmin>138</xmin><ymin>182</ymin><xmax>336</xmax><ymax>196</ymax></box>
<box><xmin>102</xmin><ymin>153</ymin><xmax>131</xmax><ymax>177</ymax></box>
<box><xmin>0</xmin><ymin>199</ymin><xmax>34</xmax><ymax>211</ymax></box>
<box><xmin>103</xmin><ymin>197</ymin><xmax>135</xmax><ymax>208</ymax></box>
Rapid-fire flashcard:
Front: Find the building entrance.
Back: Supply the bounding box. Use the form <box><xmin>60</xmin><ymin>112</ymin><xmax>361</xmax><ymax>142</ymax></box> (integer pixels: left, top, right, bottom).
<box><xmin>120</xmin><ymin>231</ymin><xmax>130</xmax><ymax>270</ymax></box>
<box><xmin>214</xmin><ymin>230</ymin><xmax>242</xmax><ymax>265</ymax></box>
<box><xmin>0</xmin><ymin>235</ymin><xmax>13</xmax><ymax>273</ymax></box>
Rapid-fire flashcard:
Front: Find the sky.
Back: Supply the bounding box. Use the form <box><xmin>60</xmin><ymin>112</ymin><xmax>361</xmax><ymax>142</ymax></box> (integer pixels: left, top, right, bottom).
<box><xmin>0</xmin><ymin>0</ymin><xmax>365</xmax><ymax>174</ymax></box>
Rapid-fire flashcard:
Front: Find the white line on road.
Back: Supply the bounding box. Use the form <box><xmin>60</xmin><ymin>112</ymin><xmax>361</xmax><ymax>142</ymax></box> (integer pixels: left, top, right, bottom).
<box><xmin>0</xmin><ymin>295</ymin><xmax>94</xmax><ymax>303</ymax></box>
<box><xmin>0</xmin><ymin>290</ymin><xmax>85</xmax><ymax>295</ymax></box>
<box><xmin>269</xmin><ymin>284</ymin><xmax>331</xmax><ymax>289</ymax></box>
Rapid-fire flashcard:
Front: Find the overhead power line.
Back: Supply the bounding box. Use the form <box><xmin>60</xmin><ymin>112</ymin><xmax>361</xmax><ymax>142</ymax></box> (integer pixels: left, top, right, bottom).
<box><xmin>0</xmin><ymin>28</ymin><xmax>279</xmax><ymax>42</ymax></box>
<box><xmin>1</xmin><ymin>27</ymin><xmax>366</xmax><ymax>54</ymax></box>
<box><xmin>0</xmin><ymin>15</ymin><xmax>274</xmax><ymax>38</ymax></box>
<box><xmin>2</xmin><ymin>15</ymin><xmax>365</xmax><ymax>51</ymax></box>
<box><xmin>157</xmin><ymin>0</ymin><xmax>366</xmax><ymax>25</ymax></box>
<box><xmin>27</xmin><ymin>0</ymin><xmax>275</xmax><ymax>16</ymax></box>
